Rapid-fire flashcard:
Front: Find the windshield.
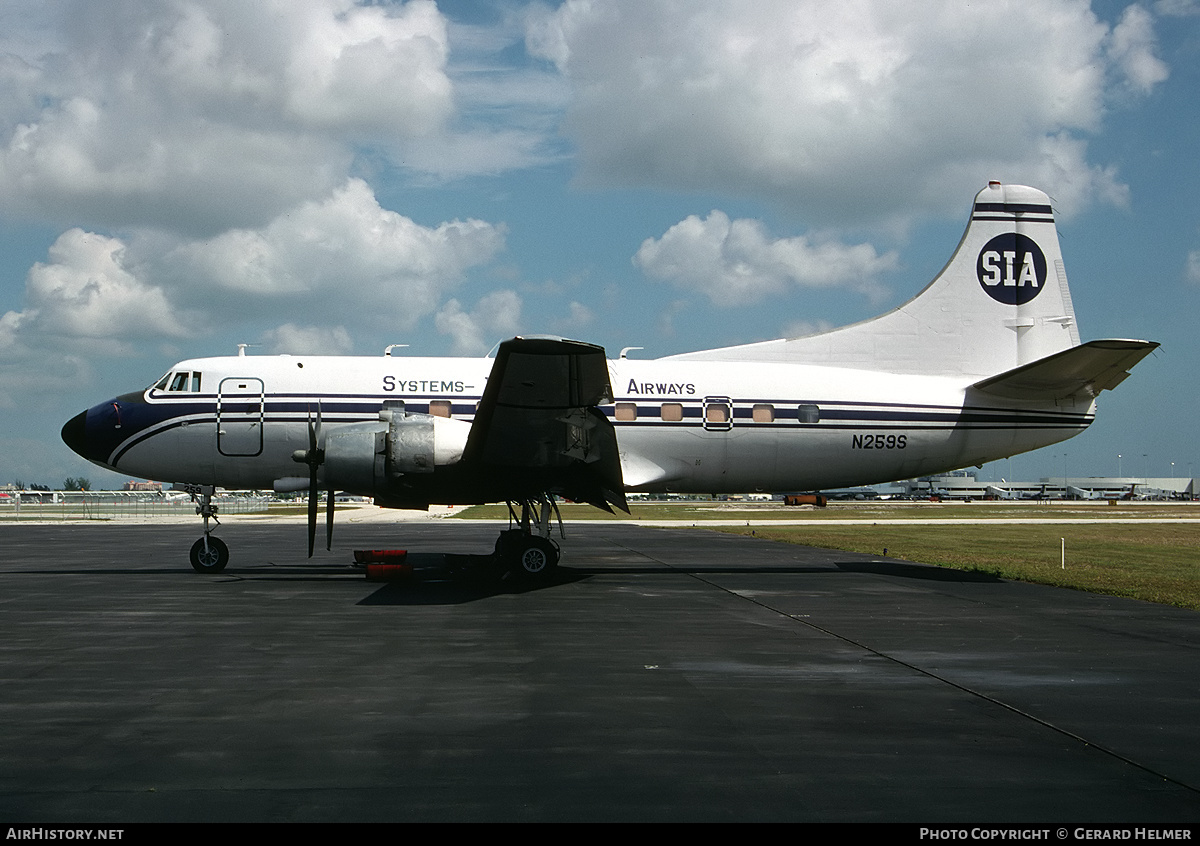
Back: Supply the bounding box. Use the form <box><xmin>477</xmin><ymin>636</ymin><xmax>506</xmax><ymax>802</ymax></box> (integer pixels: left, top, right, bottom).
<box><xmin>151</xmin><ymin>371</ymin><xmax>203</xmax><ymax>392</ymax></box>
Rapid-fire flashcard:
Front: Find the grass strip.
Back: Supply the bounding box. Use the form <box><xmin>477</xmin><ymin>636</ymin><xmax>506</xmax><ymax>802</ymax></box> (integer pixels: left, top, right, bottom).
<box><xmin>715</xmin><ymin>523</ymin><xmax>1200</xmax><ymax>610</ymax></box>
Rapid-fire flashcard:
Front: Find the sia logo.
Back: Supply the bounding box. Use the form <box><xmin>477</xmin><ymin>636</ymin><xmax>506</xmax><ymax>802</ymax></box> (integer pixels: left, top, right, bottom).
<box><xmin>976</xmin><ymin>233</ymin><xmax>1047</xmax><ymax>305</ymax></box>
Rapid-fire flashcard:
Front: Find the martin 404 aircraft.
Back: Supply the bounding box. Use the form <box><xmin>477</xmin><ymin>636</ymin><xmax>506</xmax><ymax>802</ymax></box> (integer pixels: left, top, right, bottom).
<box><xmin>62</xmin><ymin>182</ymin><xmax>1157</xmax><ymax>576</ymax></box>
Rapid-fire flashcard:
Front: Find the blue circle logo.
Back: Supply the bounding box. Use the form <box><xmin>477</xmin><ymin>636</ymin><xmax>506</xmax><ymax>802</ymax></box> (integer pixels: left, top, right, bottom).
<box><xmin>976</xmin><ymin>234</ymin><xmax>1047</xmax><ymax>305</ymax></box>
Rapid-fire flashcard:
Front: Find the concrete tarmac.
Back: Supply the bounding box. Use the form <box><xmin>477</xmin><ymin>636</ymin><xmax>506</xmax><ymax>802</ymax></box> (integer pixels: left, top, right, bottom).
<box><xmin>1</xmin><ymin>520</ymin><xmax>1198</xmax><ymax>823</ymax></box>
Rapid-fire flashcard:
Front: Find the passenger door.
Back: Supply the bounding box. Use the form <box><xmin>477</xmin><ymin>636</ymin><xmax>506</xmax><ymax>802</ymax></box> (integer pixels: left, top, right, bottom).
<box><xmin>217</xmin><ymin>377</ymin><xmax>265</xmax><ymax>457</ymax></box>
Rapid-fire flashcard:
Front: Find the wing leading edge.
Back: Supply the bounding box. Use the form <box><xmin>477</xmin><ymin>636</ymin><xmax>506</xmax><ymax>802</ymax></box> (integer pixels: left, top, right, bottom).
<box><xmin>464</xmin><ymin>336</ymin><xmax>628</xmax><ymax>513</ymax></box>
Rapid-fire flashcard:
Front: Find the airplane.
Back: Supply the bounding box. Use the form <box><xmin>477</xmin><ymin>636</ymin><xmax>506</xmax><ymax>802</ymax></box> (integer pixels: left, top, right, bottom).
<box><xmin>61</xmin><ymin>181</ymin><xmax>1158</xmax><ymax>577</ymax></box>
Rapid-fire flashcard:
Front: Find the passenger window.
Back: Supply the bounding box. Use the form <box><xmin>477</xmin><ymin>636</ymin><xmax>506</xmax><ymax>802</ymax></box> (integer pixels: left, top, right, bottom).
<box><xmin>703</xmin><ymin>397</ymin><xmax>733</xmax><ymax>431</ymax></box>
<box><xmin>797</xmin><ymin>404</ymin><xmax>820</xmax><ymax>424</ymax></box>
<box><xmin>661</xmin><ymin>403</ymin><xmax>683</xmax><ymax>422</ymax></box>
<box><xmin>429</xmin><ymin>400</ymin><xmax>452</xmax><ymax>418</ymax></box>
<box><xmin>614</xmin><ymin>402</ymin><xmax>637</xmax><ymax>421</ymax></box>
<box><xmin>752</xmin><ymin>404</ymin><xmax>774</xmax><ymax>423</ymax></box>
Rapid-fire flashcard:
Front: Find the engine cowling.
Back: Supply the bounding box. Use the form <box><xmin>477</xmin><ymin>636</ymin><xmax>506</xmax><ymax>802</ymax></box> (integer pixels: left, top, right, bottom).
<box><xmin>322</xmin><ymin>408</ymin><xmax>471</xmax><ymax>495</ymax></box>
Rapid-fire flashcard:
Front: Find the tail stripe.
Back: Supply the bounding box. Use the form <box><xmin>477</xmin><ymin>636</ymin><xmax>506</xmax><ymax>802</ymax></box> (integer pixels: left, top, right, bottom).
<box><xmin>973</xmin><ymin>201</ymin><xmax>1053</xmax><ymax>215</ymax></box>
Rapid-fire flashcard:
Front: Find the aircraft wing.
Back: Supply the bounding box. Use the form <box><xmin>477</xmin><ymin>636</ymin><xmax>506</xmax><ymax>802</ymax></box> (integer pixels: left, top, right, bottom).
<box><xmin>971</xmin><ymin>339</ymin><xmax>1158</xmax><ymax>401</ymax></box>
<box><xmin>463</xmin><ymin>336</ymin><xmax>628</xmax><ymax>513</ymax></box>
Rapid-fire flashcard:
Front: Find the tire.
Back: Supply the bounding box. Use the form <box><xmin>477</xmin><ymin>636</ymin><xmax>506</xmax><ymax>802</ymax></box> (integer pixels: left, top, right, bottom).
<box><xmin>190</xmin><ymin>536</ymin><xmax>229</xmax><ymax>573</ymax></box>
<box><xmin>515</xmin><ymin>536</ymin><xmax>559</xmax><ymax>579</ymax></box>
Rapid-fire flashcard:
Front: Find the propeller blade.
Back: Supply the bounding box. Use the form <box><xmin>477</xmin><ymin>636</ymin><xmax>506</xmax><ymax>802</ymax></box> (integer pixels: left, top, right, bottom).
<box><xmin>305</xmin><ymin>404</ymin><xmax>321</xmax><ymax>558</ymax></box>
<box><xmin>307</xmin><ymin>465</ymin><xmax>318</xmax><ymax>558</ymax></box>
<box><xmin>326</xmin><ymin>488</ymin><xmax>335</xmax><ymax>551</ymax></box>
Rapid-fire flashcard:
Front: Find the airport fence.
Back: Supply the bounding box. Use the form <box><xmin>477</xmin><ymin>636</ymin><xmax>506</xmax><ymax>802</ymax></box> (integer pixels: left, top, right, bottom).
<box><xmin>0</xmin><ymin>490</ymin><xmax>270</xmax><ymax>521</ymax></box>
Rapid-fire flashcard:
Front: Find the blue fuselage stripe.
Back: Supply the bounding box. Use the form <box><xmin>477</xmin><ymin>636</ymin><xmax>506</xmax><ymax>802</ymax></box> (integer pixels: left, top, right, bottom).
<box><xmin>101</xmin><ymin>391</ymin><xmax>1092</xmax><ymax>466</ymax></box>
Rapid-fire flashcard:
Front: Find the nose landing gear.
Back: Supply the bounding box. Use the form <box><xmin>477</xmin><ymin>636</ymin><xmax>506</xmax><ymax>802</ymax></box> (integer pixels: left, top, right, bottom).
<box><xmin>187</xmin><ymin>486</ymin><xmax>228</xmax><ymax>573</ymax></box>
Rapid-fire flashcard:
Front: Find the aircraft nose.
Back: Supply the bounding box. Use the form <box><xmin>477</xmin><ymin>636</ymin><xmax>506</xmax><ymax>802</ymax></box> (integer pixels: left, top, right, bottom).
<box><xmin>61</xmin><ymin>410</ymin><xmax>90</xmax><ymax>459</ymax></box>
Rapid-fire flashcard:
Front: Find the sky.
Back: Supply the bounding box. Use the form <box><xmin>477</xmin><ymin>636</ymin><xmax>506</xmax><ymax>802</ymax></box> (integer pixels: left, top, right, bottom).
<box><xmin>1</xmin><ymin>0</ymin><xmax>1198</xmax><ymax>489</ymax></box>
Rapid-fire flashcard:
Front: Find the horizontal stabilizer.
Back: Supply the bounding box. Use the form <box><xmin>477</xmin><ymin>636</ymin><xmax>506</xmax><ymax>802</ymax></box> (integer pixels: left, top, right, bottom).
<box><xmin>971</xmin><ymin>340</ymin><xmax>1158</xmax><ymax>401</ymax></box>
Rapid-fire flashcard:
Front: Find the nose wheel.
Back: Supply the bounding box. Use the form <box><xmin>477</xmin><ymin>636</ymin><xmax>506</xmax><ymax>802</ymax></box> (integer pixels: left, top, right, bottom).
<box><xmin>190</xmin><ymin>535</ymin><xmax>229</xmax><ymax>573</ymax></box>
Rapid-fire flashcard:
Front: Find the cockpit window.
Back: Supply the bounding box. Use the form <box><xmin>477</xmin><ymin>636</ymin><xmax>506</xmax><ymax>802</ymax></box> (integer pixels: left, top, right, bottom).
<box><xmin>155</xmin><ymin>371</ymin><xmax>204</xmax><ymax>392</ymax></box>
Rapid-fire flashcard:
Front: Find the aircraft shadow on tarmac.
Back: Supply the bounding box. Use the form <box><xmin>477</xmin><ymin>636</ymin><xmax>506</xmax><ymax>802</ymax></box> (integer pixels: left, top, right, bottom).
<box><xmin>358</xmin><ymin>568</ymin><xmax>593</xmax><ymax>605</ymax></box>
<box><xmin>356</xmin><ymin>558</ymin><xmax>1004</xmax><ymax>605</ymax></box>
<box><xmin>834</xmin><ymin>560</ymin><xmax>1003</xmax><ymax>582</ymax></box>
<box><xmin>1</xmin><ymin>555</ymin><xmax>1002</xmax><ymax>606</ymax></box>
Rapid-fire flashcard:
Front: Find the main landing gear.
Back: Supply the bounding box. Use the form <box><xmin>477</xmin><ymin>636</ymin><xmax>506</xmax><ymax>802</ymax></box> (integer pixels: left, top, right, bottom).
<box><xmin>354</xmin><ymin>495</ymin><xmax>565</xmax><ymax>585</ymax></box>
<box><xmin>188</xmin><ymin>486</ymin><xmax>229</xmax><ymax>573</ymax></box>
<box><xmin>180</xmin><ymin>485</ymin><xmax>564</xmax><ymax>582</ymax></box>
<box><xmin>495</xmin><ymin>495</ymin><xmax>563</xmax><ymax>581</ymax></box>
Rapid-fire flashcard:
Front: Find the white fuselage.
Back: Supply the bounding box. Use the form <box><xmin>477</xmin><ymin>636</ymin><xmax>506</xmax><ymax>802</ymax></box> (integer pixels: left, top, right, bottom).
<box><xmin>93</xmin><ymin>352</ymin><xmax>1093</xmax><ymax>498</ymax></box>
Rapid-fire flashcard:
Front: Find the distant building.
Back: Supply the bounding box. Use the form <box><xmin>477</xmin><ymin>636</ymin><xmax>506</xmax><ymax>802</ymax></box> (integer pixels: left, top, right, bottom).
<box><xmin>901</xmin><ymin>474</ymin><xmax>1195</xmax><ymax>500</ymax></box>
<box><xmin>123</xmin><ymin>480</ymin><xmax>163</xmax><ymax>492</ymax></box>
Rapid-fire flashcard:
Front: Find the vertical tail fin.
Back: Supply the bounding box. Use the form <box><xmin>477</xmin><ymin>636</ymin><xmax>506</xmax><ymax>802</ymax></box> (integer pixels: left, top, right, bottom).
<box><xmin>666</xmin><ymin>182</ymin><xmax>1081</xmax><ymax>380</ymax></box>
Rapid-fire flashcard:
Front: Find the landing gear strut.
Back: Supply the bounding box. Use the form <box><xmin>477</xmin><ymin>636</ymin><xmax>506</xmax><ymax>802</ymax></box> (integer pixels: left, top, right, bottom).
<box><xmin>496</xmin><ymin>495</ymin><xmax>562</xmax><ymax>580</ymax></box>
<box><xmin>188</xmin><ymin>486</ymin><xmax>228</xmax><ymax>573</ymax></box>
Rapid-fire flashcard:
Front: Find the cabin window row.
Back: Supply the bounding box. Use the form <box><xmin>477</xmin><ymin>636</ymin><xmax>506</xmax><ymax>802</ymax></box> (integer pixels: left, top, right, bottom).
<box><xmin>613</xmin><ymin>402</ymin><xmax>821</xmax><ymax>423</ymax></box>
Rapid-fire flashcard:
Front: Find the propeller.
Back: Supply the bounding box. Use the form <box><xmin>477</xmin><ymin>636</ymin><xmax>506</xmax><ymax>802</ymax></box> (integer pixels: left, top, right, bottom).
<box><xmin>325</xmin><ymin>486</ymin><xmax>335</xmax><ymax>552</ymax></box>
<box><xmin>292</xmin><ymin>404</ymin><xmax>332</xmax><ymax>558</ymax></box>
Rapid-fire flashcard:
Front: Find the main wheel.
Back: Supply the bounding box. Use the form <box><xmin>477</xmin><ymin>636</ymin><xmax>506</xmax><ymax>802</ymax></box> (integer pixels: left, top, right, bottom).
<box><xmin>515</xmin><ymin>536</ymin><xmax>559</xmax><ymax>579</ymax></box>
<box><xmin>190</xmin><ymin>535</ymin><xmax>229</xmax><ymax>573</ymax></box>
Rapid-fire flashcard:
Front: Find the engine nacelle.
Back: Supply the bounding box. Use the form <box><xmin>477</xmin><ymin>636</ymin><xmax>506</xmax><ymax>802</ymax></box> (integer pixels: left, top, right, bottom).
<box><xmin>322</xmin><ymin>409</ymin><xmax>471</xmax><ymax>495</ymax></box>
<box><xmin>385</xmin><ymin>409</ymin><xmax>469</xmax><ymax>473</ymax></box>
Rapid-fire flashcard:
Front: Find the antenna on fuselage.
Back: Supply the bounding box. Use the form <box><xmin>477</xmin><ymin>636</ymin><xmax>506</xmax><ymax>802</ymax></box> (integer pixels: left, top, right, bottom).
<box><xmin>619</xmin><ymin>347</ymin><xmax>643</xmax><ymax>360</ymax></box>
<box><xmin>384</xmin><ymin>344</ymin><xmax>409</xmax><ymax>356</ymax></box>
<box><xmin>236</xmin><ymin>343</ymin><xmax>259</xmax><ymax>357</ymax></box>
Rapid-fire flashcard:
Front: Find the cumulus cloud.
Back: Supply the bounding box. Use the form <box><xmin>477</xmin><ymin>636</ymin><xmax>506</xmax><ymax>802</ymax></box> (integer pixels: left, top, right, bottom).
<box><xmin>634</xmin><ymin>211</ymin><xmax>897</xmax><ymax>306</ymax></box>
<box><xmin>560</xmin><ymin>301</ymin><xmax>594</xmax><ymax>333</ymax></box>
<box><xmin>262</xmin><ymin>323</ymin><xmax>354</xmax><ymax>355</ymax></box>
<box><xmin>0</xmin><ymin>0</ymin><xmax>454</xmax><ymax>235</ymax></box>
<box><xmin>1153</xmin><ymin>0</ymin><xmax>1199</xmax><ymax>17</ymax></box>
<box><xmin>1107</xmin><ymin>4</ymin><xmax>1170</xmax><ymax>95</ymax></box>
<box><xmin>1</xmin><ymin>180</ymin><xmax>506</xmax><ymax>357</ymax></box>
<box><xmin>528</xmin><ymin>0</ymin><xmax>1167</xmax><ymax>224</ymax></box>
<box><xmin>0</xmin><ymin>353</ymin><xmax>94</xmax><ymax>412</ymax></box>
<box><xmin>1187</xmin><ymin>251</ymin><xmax>1200</xmax><ymax>285</ymax></box>
<box><xmin>2</xmin><ymin>229</ymin><xmax>190</xmax><ymax>347</ymax></box>
<box><xmin>0</xmin><ymin>229</ymin><xmax>189</xmax><ymax>406</ymax></box>
<box><xmin>171</xmin><ymin>178</ymin><xmax>506</xmax><ymax>324</ymax></box>
<box><xmin>435</xmin><ymin>289</ymin><xmax>522</xmax><ymax>354</ymax></box>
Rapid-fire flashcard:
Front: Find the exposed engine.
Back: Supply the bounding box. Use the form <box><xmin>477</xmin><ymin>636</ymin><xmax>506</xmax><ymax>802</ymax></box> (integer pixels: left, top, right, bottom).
<box><xmin>321</xmin><ymin>407</ymin><xmax>471</xmax><ymax>494</ymax></box>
